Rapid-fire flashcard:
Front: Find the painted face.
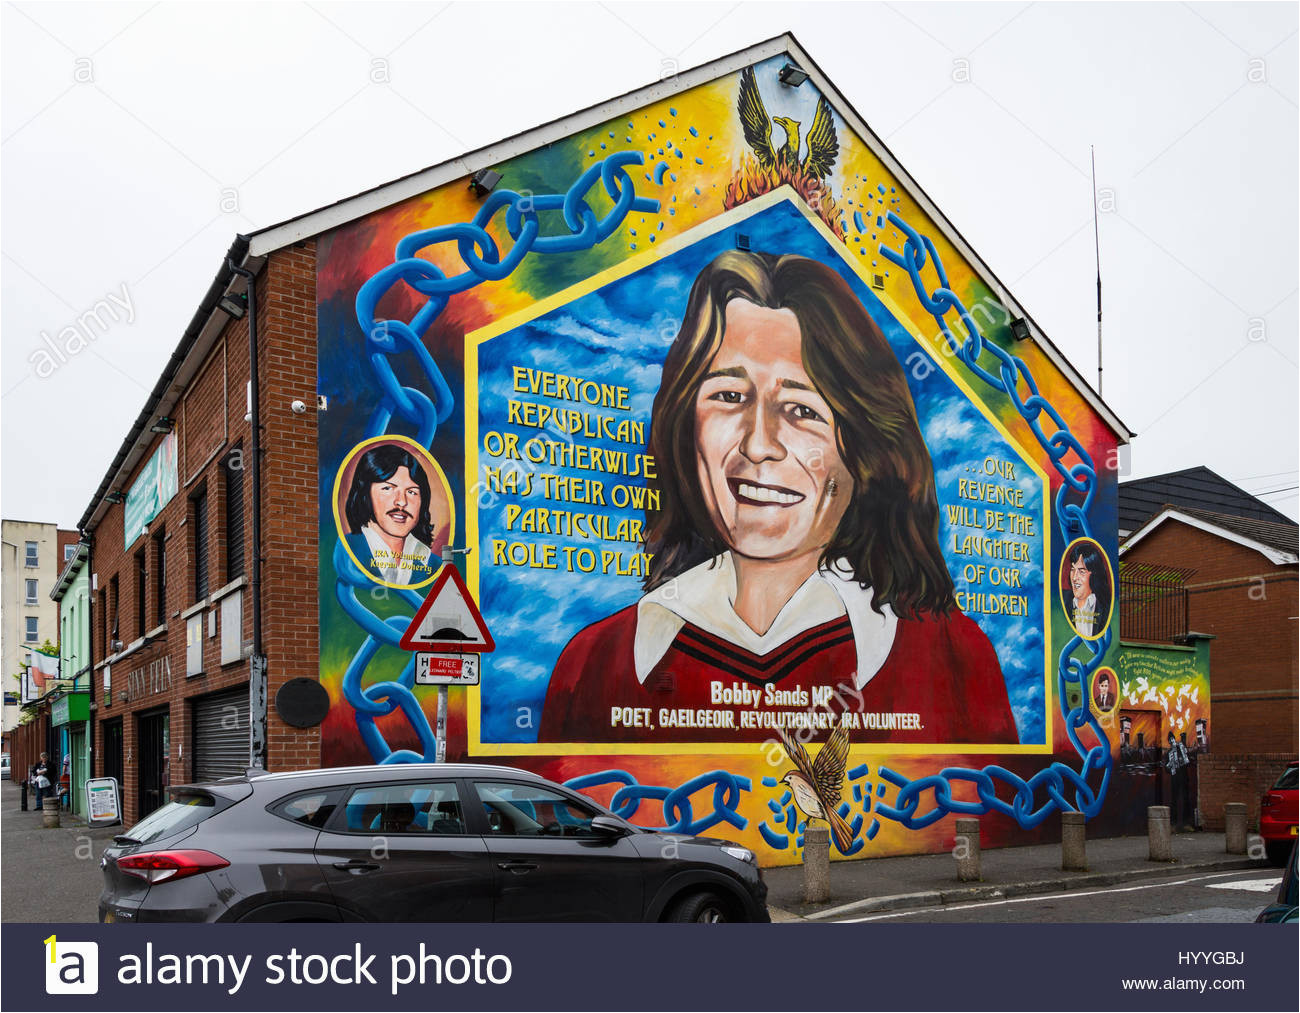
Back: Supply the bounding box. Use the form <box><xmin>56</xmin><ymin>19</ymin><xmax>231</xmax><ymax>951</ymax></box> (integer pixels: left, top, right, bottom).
<box><xmin>1069</xmin><ymin>557</ymin><xmax>1093</xmax><ymax>602</ymax></box>
<box><xmin>1099</xmin><ymin>677</ymin><xmax>1110</xmax><ymax>698</ymax></box>
<box><xmin>368</xmin><ymin>466</ymin><xmax>422</xmax><ymax>542</ymax></box>
<box><xmin>694</xmin><ymin>299</ymin><xmax>851</xmax><ymax>564</ymax></box>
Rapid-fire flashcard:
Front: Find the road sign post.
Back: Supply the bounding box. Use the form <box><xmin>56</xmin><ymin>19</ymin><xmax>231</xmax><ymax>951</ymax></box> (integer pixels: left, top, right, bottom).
<box><xmin>400</xmin><ymin>564</ymin><xmax>494</xmax><ymax>764</ymax></box>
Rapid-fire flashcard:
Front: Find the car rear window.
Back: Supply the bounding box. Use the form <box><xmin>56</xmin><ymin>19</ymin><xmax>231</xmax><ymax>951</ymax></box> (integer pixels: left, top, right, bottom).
<box><xmin>1272</xmin><ymin>766</ymin><xmax>1298</xmax><ymax>791</ymax></box>
<box><xmin>122</xmin><ymin>792</ymin><xmax>218</xmax><ymax>845</ymax></box>
<box><xmin>269</xmin><ymin>790</ymin><xmax>339</xmax><ymax>829</ymax></box>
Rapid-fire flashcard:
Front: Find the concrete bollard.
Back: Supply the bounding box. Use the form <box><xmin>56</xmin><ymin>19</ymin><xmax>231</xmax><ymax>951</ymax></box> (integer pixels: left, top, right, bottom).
<box><xmin>803</xmin><ymin>825</ymin><xmax>831</xmax><ymax>904</ymax></box>
<box><xmin>954</xmin><ymin>817</ymin><xmax>981</xmax><ymax>881</ymax></box>
<box><xmin>42</xmin><ymin>806</ymin><xmax>61</xmax><ymax>829</ymax></box>
<box><xmin>1148</xmin><ymin>806</ymin><xmax>1173</xmax><ymax>862</ymax></box>
<box><xmin>1061</xmin><ymin>811</ymin><xmax>1087</xmax><ymax>871</ymax></box>
<box><xmin>1224</xmin><ymin>803</ymin><xmax>1248</xmax><ymax>855</ymax></box>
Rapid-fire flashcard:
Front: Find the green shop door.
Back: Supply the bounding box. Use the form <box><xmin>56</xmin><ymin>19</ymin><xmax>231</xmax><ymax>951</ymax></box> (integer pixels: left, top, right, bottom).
<box><xmin>69</xmin><ymin>728</ymin><xmax>87</xmax><ymax>817</ymax></box>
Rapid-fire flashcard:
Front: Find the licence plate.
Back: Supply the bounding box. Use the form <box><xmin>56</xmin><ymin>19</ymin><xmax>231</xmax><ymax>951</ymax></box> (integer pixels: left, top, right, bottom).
<box><xmin>1290</xmin><ymin>826</ymin><xmax>1297</xmax><ymax>836</ymax></box>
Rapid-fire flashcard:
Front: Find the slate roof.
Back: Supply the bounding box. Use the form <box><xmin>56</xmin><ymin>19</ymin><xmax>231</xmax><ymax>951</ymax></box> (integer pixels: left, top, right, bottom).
<box><xmin>1118</xmin><ymin>466</ymin><xmax>1293</xmax><ymax>535</ymax></box>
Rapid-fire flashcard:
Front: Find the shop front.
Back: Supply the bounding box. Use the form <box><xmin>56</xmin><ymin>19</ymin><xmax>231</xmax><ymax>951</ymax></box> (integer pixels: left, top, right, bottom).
<box><xmin>51</xmin><ymin>691</ymin><xmax>90</xmax><ymax>816</ymax></box>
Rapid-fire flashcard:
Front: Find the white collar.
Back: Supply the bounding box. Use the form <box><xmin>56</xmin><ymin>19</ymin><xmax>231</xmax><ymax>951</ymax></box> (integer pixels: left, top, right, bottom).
<box><xmin>362</xmin><ymin>524</ymin><xmax>430</xmax><ymax>583</ymax></box>
<box><xmin>633</xmin><ymin>553</ymin><xmax>896</xmax><ymax>691</ymax></box>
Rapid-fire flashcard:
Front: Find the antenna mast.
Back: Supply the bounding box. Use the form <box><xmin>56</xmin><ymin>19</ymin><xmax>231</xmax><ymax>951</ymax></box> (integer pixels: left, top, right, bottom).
<box><xmin>1092</xmin><ymin>146</ymin><xmax>1102</xmax><ymax>395</ymax></box>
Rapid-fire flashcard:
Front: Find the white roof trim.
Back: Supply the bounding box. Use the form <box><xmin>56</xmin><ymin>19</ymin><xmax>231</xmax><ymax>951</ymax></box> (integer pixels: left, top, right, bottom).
<box><xmin>1121</xmin><ymin>507</ymin><xmax>1298</xmax><ymax>565</ymax></box>
<box><xmin>246</xmin><ymin>32</ymin><xmax>1131</xmax><ymax>441</ymax></box>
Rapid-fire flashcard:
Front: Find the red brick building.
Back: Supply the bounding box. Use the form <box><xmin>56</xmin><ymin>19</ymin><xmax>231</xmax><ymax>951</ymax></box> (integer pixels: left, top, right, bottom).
<box><xmin>1120</xmin><ymin>501</ymin><xmax>1298</xmax><ymax>829</ymax></box>
<box><xmin>80</xmin><ymin>241</ymin><xmax>321</xmax><ymax>825</ymax></box>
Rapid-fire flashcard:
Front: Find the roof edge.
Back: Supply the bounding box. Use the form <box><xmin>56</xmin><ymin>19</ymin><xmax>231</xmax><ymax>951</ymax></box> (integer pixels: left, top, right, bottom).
<box><xmin>1120</xmin><ymin>506</ymin><xmax>1298</xmax><ymax>566</ymax></box>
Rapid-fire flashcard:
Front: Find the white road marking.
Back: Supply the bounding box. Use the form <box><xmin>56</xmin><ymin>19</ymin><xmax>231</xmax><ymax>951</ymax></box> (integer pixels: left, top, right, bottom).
<box><xmin>1206</xmin><ymin>877</ymin><xmax>1282</xmax><ymax>893</ymax></box>
<box><xmin>832</xmin><ymin>870</ymin><xmax>1272</xmax><ymax>922</ymax></box>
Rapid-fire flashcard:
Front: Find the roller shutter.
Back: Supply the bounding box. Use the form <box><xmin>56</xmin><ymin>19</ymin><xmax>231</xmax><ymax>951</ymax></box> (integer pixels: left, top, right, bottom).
<box><xmin>192</xmin><ymin>687</ymin><xmax>249</xmax><ymax>782</ymax></box>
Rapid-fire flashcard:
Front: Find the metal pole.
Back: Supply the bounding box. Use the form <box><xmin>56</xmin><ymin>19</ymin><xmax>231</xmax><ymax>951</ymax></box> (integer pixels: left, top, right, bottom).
<box><xmin>436</xmin><ymin>686</ymin><xmax>448</xmax><ymax>763</ymax></box>
<box><xmin>1091</xmin><ymin>146</ymin><xmax>1103</xmax><ymax>396</ymax></box>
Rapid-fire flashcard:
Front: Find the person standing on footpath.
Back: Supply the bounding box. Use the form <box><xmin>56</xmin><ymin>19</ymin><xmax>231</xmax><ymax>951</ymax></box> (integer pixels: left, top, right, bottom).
<box><xmin>1165</xmin><ymin>732</ymin><xmax>1191</xmax><ymax>832</ymax></box>
<box><xmin>33</xmin><ymin>752</ymin><xmax>52</xmax><ymax>811</ymax></box>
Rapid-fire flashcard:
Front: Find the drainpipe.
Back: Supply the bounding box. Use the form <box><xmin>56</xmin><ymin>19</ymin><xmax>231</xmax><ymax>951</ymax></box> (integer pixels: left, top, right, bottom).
<box><xmin>229</xmin><ymin>260</ymin><xmax>267</xmax><ymax>771</ymax></box>
<box><xmin>84</xmin><ymin>531</ymin><xmax>95</xmax><ymax>776</ymax></box>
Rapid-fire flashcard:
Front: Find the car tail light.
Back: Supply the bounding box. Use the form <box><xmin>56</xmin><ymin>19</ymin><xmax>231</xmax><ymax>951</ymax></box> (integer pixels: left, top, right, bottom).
<box><xmin>116</xmin><ymin>850</ymin><xmax>230</xmax><ymax>884</ymax></box>
<box><xmin>1261</xmin><ymin>792</ymin><xmax>1282</xmax><ymax>810</ymax></box>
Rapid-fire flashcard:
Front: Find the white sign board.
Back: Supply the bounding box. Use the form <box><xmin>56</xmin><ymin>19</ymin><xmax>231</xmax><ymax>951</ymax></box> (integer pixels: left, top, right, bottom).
<box><xmin>415</xmin><ymin>653</ymin><xmax>480</xmax><ymax>686</ymax></box>
<box><xmin>86</xmin><ymin>777</ymin><xmax>121</xmax><ymax>825</ymax></box>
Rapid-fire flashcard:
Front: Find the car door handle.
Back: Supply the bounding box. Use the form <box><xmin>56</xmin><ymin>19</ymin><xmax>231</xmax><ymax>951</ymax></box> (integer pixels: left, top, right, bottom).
<box><xmin>333</xmin><ymin>859</ymin><xmax>381</xmax><ymax>874</ymax></box>
<box><xmin>496</xmin><ymin>860</ymin><xmax>538</xmax><ymax>874</ymax></box>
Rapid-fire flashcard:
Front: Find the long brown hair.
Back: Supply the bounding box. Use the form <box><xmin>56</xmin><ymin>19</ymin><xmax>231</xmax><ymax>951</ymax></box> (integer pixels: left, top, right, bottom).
<box><xmin>643</xmin><ymin>249</ymin><xmax>955</xmax><ymax>618</ymax></box>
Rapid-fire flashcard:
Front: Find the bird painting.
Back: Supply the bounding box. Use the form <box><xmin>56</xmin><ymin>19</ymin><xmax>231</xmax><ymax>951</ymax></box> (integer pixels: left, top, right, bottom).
<box><xmin>737</xmin><ymin>66</ymin><xmax>839</xmax><ymax>180</ymax></box>
<box><xmin>777</xmin><ymin>716</ymin><xmax>855</xmax><ymax>853</ymax></box>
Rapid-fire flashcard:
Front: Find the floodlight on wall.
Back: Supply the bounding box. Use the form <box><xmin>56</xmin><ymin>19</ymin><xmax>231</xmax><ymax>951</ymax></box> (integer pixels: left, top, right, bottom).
<box><xmin>150</xmin><ymin>417</ymin><xmax>174</xmax><ymax>434</ymax></box>
<box><xmin>218</xmin><ymin>293</ymin><xmax>246</xmax><ymax>319</ymax></box>
<box><xmin>735</xmin><ymin>233</ymin><xmax>751</xmax><ymax>251</ymax></box>
<box><xmin>778</xmin><ymin>64</ymin><xmax>809</xmax><ymax>87</ymax></box>
<box><xmin>105</xmin><ymin>491</ymin><xmax>125</xmax><ymax>504</ymax></box>
<box><xmin>1009</xmin><ymin>317</ymin><xmax>1032</xmax><ymax>341</ymax></box>
<box><xmin>469</xmin><ymin>169</ymin><xmax>502</xmax><ymax>197</ymax></box>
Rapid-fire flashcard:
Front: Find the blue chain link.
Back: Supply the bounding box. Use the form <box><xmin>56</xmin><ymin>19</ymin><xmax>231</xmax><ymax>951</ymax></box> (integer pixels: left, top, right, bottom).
<box><xmin>565</xmin><ymin>770</ymin><xmax>751</xmax><ymax>836</ymax></box>
<box><xmin>873</xmin><ymin>211</ymin><xmax>1113</xmax><ymax>830</ymax></box>
<box><xmin>340</xmin><ymin>152</ymin><xmax>660</xmax><ymax>762</ymax></box>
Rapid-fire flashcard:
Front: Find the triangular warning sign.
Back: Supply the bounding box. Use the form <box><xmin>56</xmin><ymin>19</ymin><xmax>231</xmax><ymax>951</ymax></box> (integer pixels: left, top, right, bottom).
<box><xmin>399</xmin><ymin>565</ymin><xmax>495</xmax><ymax>653</ymax></box>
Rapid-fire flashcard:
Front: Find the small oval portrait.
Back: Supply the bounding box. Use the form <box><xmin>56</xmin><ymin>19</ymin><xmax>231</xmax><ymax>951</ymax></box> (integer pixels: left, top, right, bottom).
<box><xmin>1060</xmin><ymin>537</ymin><xmax>1113</xmax><ymax>641</ymax></box>
<box><xmin>333</xmin><ymin>435</ymin><xmax>453</xmax><ymax>590</ymax></box>
<box><xmin>1091</xmin><ymin>667</ymin><xmax>1118</xmax><ymax>715</ymax></box>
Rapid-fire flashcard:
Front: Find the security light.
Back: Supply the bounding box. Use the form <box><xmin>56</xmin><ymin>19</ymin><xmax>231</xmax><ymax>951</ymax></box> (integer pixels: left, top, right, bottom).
<box><xmin>778</xmin><ymin>64</ymin><xmax>809</xmax><ymax>87</ymax></box>
<box><xmin>469</xmin><ymin>169</ymin><xmax>502</xmax><ymax>197</ymax></box>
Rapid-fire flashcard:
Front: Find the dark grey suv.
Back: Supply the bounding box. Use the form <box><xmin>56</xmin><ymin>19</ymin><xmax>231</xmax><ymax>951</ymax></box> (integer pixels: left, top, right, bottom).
<box><xmin>98</xmin><ymin>764</ymin><xmax>768</xmax><ymax>923</ymax></box>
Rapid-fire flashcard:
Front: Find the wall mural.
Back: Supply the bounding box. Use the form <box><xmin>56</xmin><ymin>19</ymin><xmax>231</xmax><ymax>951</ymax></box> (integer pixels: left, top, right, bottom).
<box><xmin>316</xmin><ymin>55</ymin><xmax>1124</xmax><ymax>862</ymax></box>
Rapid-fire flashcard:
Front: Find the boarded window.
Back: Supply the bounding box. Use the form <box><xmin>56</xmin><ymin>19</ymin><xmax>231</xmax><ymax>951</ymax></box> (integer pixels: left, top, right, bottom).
<box><xmin>193</xmin><ymin>489</ymin><xmax>209</xmax><ymax>601</ymax></box>
<box><xmin>224</xmin><ymin>447</ymin><xmax>245</xmax><ymax>581</ymax></box>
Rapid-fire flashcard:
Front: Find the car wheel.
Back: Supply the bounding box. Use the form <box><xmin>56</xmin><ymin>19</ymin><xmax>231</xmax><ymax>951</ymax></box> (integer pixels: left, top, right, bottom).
<box><xmin>667</xmin><ymin>890</ymin><xmax>732</xmax><ymax>923</ymax></box>
<box><xmin>1264</xmin><ymin>841</ymin><xmax>1291</xmax><ymax>867</ymax></box>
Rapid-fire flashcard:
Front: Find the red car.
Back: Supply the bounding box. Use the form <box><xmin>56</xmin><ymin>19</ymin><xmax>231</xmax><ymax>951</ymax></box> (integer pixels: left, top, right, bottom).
<box><xmin>1260</xmin><ymin>760</ymin><xmax>1298</xmax><ymax>866</ymax></box>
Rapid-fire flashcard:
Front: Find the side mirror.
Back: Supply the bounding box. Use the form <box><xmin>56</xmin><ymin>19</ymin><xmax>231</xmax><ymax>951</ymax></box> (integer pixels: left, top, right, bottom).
<box><xmin>590</xmin><ymin>815</ymin><xmax>629</xmax><ymax>837</ymax></box>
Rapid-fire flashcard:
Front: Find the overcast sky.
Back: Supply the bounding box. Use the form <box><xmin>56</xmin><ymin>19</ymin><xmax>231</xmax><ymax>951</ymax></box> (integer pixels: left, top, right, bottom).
<box><xmin>3</xmin><ymin>1</ymin><xmax>1297</xmax><ymax>529</ymax></box>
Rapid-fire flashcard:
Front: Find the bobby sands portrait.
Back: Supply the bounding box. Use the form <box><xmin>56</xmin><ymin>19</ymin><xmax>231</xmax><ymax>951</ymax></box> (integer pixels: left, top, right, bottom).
<box><xmin>1062</xmin><ymin>539</ymin><xmax>1111</xmax><ymax>640</ymax></box>
<box><xmin>539</xmin><ymin>250</ymin><xmax>1017</xmax><ymax>744</ymax></box>
<box><xmin>342</xmin><ymin>442</ymin><xmax>451</xmax><ymax>586</ymax></box>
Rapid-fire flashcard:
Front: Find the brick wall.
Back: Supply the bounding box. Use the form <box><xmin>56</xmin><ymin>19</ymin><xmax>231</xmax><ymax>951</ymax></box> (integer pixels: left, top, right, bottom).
<box><xmin>89</xmin><ymin>242</ymin><xmax>320</xmax><ymax>824</ymax></box>
<box><xmin>1198</xmin><ymin>753</ymin><xmax>1295</xmax><ymax>831</ymax></box>
<box><xmin>1123</xmin><ymin>519</ymin><xmax>1298</xmax><ymax>754</ymax></box>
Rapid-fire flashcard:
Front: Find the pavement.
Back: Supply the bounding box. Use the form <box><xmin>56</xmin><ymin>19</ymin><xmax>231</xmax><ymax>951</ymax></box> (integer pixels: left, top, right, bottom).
<box><xmin>761</xmin><ymin>827</ymin><xmax>1272</xmax><ymax>922</ymax></box>
<box><xmin>1</xmin><ymin>779</ymin><xmax>121</xmax><ymax>923</ymax></box>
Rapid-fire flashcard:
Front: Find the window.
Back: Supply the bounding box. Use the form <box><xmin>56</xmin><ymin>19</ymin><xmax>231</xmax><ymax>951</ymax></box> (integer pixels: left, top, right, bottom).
<box><xmin>224</xmin><ymin>447</ymin><xmax>245</xmax><ymax>581</ymax></box>
<box><xmin>25</xmin><ymin>617</ymin><xmax>39</xmax><ymax>643</ymax></box>
<box><xmin>270</xmin><ymin>790</ymin><xmax>340</xmax><ymax>829</ymax></box>
<box><xmin>154</xmin><ymin>529</ymin><xmax>167</xmax><ymax>625</ymax></box>
<box><xmin>192</xmin><ymin>489</ymin><xmax>209</xmax><ymax>601</ymax></box>
<box><xmin>135</xmin><ymin>547</ymin><xmax>147</xmax><ymax>638</ymax></box>
<box><xmin>338</xmin><ymin>782</ymin><xmax>465</xmax><ymax>835</ymax></box>
<box><xmin>64</xmin><ymin>544</ymin><xmax>75</xmax><ymax>562</ymax></box>
<box><xmin>109</xmin><ymin>575</ymin><xmax>120</xmax><ymax>650</ymax></box>
<box><xmin>25</xmin><ymin>541</ymin><xmax>38</xmax><ymax>567</ymax></box>
<box><xmin>24</xmin><ymin>579</ymin><xmax>37</xmax><ymax>605</ymax></box>
<box><xmin>473</xmin><ymin>781</ymin><xmax>600</xmax><ymax>837</ymax></box>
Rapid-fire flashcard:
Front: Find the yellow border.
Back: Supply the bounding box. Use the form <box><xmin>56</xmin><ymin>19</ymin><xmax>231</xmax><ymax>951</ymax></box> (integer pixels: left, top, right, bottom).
<box><xmin>1059</xmin><ymin>536</ymin><xmax>1114</xmax><ymax>642</ymax></box>
<box><xmin>331</xmin><ymin>434</ymin><xmax>454</xmax><ymax>591</ymax></box>
<box><xmin>464</xmin><ymin>187</ymin><xmax>1053</xmax><ymax>756</ymax></box>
